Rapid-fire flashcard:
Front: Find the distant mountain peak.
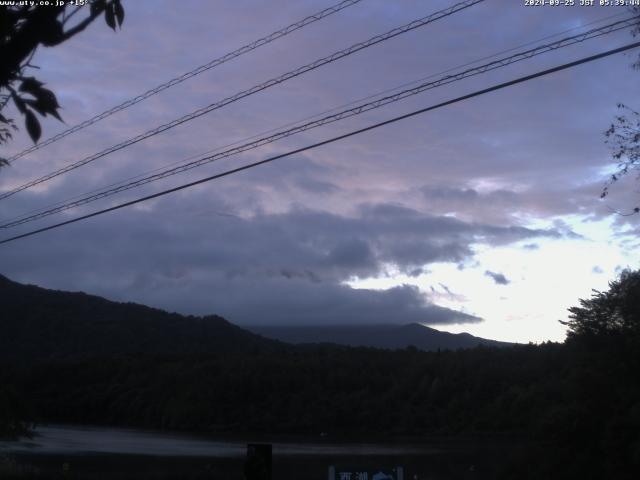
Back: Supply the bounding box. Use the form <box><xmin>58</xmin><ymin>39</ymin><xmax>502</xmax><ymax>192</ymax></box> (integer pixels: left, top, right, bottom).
<box><xmin>247</xmin><ymin>323</ymin><xmax>512</xmax><ymax>351</ymax></box>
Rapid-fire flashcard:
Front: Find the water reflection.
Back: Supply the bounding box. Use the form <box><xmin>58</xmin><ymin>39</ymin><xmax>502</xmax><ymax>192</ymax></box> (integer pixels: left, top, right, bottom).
<box><xmin>0</xmin><ymin>425</ymin><xmax>436</xmax><ymax>457</ymax></box>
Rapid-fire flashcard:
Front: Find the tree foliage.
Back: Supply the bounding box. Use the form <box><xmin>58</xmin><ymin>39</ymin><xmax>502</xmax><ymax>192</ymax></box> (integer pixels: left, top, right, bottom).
<box><xmin>602</xmin><ymin>10</ymin><xmax>640</xmax><ymax>213</ymax></box>
<box><xmin>0</xmin><ymin>0</ymin><xmax>124</xmax><ymax>154</ymax></box>
<box><xmin>603</xmin><ymin>104</ymin><xmax>640</xmax><ymax>213</ymax></box>
<box><xmin>562</xmin><ymin>269</ymin><xmax>640</xmax><ymax>339</ymax></box>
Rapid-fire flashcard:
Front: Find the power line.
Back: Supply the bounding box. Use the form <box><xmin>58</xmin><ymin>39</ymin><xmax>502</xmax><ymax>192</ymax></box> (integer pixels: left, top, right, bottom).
<box><xmin>2</xmin><ymin>9</ymin><xmax>627</xmax><ymax>227</ymax></box>
<box><xmin>0</xmin><ymin>0</ymin><xmax>484</xmax><ymax>201</ymax></box>
<box><xmin>1</xmin><ymin>15</ymin><xmax>633</xmax><ymax>228</ymax></box>
<box><xmin>1</xmin><ymin>40</ymin><xmax>638</xmax><ymax>246</ymax></box>
<box><xmin>2</xmin><ymin>15</ymin><xmax>636</xmax><ymax>229</ymax></box>
<box><xmin>5</xmin><ymin>0</ymin><xmax>364</xmax><ymax>163</ymax></box>
<box><xmin>3</xmin><ymin>9</ymin><xmax>628</xmax><ymax>228</ymax></box>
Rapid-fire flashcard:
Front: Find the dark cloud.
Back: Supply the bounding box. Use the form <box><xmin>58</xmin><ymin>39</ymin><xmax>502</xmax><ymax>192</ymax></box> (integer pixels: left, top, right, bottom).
<box><xmin>0</xmin><ymin>195</ymin><xmax>561</xmax><ymax>325</ymax></box>
<box><xmin>419</xmin><ymin>183</ymin><xmax>604</xmax><ymax>228</ymax></box>
<box><xmin>293</xmin><ymin>176</ymin><xmax>339</xmax><ymax>194</ymax></box>
<box><xmin>420</xmin><ymin>185</ymin><xmax>518</xmax><ymax>206</ymax></box>
<box><xmin>203</xmin><ymin>280</ymin><xmax>481</xmax><ymax>326</ymax></box>
<box><xmin>485</xmin><ymin>270</ymin><xmax>510</xmax><ymax>285</ymax></box>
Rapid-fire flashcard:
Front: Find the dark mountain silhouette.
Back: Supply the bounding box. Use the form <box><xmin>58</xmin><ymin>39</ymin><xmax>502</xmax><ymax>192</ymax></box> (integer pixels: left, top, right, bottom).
<box><xmin>0</xmin><ymin>273</ymin><xmax>508</xmax><ymax>363</ymax></box>
<box><xmin>247</xmin><ymin>323</ymin><xmax>512</xmax><ymax>351</ymax></box>
<box><xmin>0</xmin><ymin>274</ymin><xmax>282</xmax><ymax>361</ymax></box>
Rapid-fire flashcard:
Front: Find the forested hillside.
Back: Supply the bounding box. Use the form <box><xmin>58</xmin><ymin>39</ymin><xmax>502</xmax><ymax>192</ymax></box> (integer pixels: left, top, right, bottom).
<box><xmin>0</xmin><ymin>274</ymin><xmax>282</xmax><ymax>361</ymax></box>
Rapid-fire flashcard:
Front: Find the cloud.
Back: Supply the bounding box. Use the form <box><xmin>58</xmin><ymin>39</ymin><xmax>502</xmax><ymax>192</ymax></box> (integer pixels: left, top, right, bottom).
<box><xmin>419</xmin><ymin>183</ymin><xmax>603</xmax><ymax>228</ymax></box>
<box><xmin>485</xmin><ymin>270</ymin><xmax>510</xmax><ymax>285</ymax></box>
<box><xmin>428</xmin><ymin>283</ymin><xmax>467</xmax><ymax>303</ymax></box>
<box><xmin>0</xmin><ymin>196</ymin><xmax>560</xmax><ymax>326</ymax></box>
<box><xmin>201</xmin><ymin>280</ymin><xmax>482</xmax><ymax>326</ymax></box>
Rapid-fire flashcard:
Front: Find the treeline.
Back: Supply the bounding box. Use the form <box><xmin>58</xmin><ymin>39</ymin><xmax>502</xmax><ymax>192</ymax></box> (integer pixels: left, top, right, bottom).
<box><xmin>5</xmin><ymin>344</ymin><xmax>563</xmax><ymax>435</ymax></box>
<box><xmin>2</xmin><ymin>335</ymin><xmax>639</xmax><ymax>478</ymax></box>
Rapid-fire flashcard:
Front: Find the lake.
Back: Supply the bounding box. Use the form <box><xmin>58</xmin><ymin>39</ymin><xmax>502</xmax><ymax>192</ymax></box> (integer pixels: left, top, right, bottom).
<box><xmin>0</xmin><ymin>425</ymin><xmax>440</xmax><ymax>457</ymax></box>
<box><xmin>0</xmin><ymin>425</ymin><xmax>509</xmax><ymax>479</ymax></box>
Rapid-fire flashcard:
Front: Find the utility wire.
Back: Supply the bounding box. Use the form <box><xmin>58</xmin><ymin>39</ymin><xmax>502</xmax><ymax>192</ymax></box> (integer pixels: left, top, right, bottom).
<box><xmin>1</xmin><ymin>40</ymin><xmax>638</xmax><ymax>246</ymax></box>
<box><xmin>5</xmin><ymin>0</ymin><xmax>364</xmax><ymax>163</ymax></box>
<box><xmin>0</xmin><ymin>0</ymin><xmax>484</xmax><ymax>201</ymax></box>
<box><xmin>2</xmin><ymin>9</ymin><xmax>627</xmax><ymax>226</ymax></box>
<box><xmin>2</xmin><ymin>9</ymin><xmax>629</xmax><ymax>228</ymax></box>
<box><xmin>1</xmin><ymin>15</ymin><xmax>636</xmax><ymax>229</ymax></box>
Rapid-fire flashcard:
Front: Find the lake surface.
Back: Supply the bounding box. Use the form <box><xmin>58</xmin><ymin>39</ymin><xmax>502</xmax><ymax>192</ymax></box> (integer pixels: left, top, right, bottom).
<box><xmin>0</xmin><ymin>425</ymin><xmax>508</xmax><ymax>479</ymax></box>
<box><xmin>0</xmin><ymin>425</ymin><xmax>437</xmax><ymax>457</ymax></box>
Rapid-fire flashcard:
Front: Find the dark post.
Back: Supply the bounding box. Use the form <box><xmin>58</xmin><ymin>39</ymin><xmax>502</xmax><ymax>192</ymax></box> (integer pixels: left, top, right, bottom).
<box><xmin>244</xmin><ymin>443</ymin><xmax>272</xmax><ymax>480</ymax></box>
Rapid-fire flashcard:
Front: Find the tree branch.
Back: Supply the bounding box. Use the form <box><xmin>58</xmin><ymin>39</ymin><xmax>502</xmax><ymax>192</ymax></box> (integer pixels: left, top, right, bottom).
<box><xmin>57</xmin><ymin>4</ymin><xmax>107</xmax><ymax>43</ymax></box>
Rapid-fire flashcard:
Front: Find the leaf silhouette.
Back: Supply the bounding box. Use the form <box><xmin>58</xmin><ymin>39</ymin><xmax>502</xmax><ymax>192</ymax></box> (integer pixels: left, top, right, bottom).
<box><xmin>114</xmin><ymin>0</ymin><xmax>124</xmax><ymax>27</ymax></box>
<box><xmin>25</xmin><ymin>110</ymin><xmax>41</xmax><ymax>144</ymax></box>
<box><xmin>11</xmin><ymin>94</ymin><xmax>26</xmax><ymax>114</ymax></box>
<box><xmin>105</xmin><ymin>4</ymin><xmax>116</xmax><ymax>31</ymax></box>
<box><xmin>18</xmin><ymin>77</ymin><xmax>45</xmax><ymax>95</ymax></box>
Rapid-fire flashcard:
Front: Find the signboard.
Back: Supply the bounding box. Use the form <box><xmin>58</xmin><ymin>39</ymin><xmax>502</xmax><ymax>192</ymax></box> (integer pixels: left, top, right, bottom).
<box><xmin>328</xmin><ymin>466</ymin><xmax>404</xmax><ymax>480</ymax></box>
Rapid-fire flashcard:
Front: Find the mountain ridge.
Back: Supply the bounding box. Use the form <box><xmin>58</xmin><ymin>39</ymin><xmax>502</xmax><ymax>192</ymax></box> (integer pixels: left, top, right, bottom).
<box><xmin>0</xmin><ymin>274</ymin><xmax>283</xmax><ymax>361</ymax></box>
<box><xmin>247</xmin><ymin>322</ymin><xmax>512</xmax><ymax>351</ymax></box>
<box><xmin>0</xmin><ymin>274</ymin><xmax>510</xmax><ymax>360</ymax></box>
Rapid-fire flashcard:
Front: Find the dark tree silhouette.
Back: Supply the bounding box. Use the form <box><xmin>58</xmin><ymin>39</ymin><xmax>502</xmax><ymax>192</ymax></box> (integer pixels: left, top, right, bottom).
<box><xmin>603</xmin><ymin>104</ymin><xmax>640</xmax><ymax>214</ymax></box>
<box><xmin>602</xmin><ymin>9</ymin><xmax>640</xmax><ymax>213</ymax></box>
<box><xmin>0</xmin><ymin>0</ymin><xmax>124</xmax><ymax>157</ymax></box>
<box><xmin>562</xmin><ymin>269</ymin><xmax>640</xmax><ymax>339</ymax></box>
<box><xmin>0</xmin><ymin>1</ymin><xmax>125</xmax><ymax>435</ymax></box>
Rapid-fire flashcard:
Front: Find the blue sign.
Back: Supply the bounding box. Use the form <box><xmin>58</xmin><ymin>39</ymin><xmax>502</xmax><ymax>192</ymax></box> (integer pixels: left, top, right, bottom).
<box><xmin>328</xmin><ymin>466</ymin><xmax>404</xmax><ymax>480</ymax></box>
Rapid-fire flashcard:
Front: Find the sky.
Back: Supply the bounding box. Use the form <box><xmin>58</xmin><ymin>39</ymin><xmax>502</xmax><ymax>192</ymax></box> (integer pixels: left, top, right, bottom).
<box><xmin>1</xmin><ymin>0</ymin><xmax>639</xmax><ymax>343</ymax></box>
